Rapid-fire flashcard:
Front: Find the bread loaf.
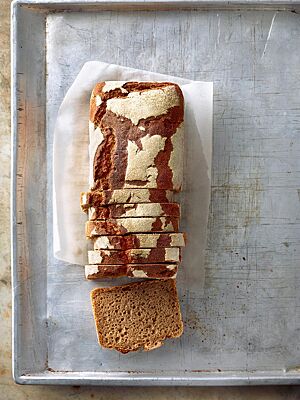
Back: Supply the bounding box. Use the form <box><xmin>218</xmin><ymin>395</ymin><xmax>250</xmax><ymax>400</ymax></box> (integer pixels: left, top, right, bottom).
<box><xmin>90</xmin><ymin>279</ymin><xmax>183</xmax><ymax>353</ymax></box>
<box><xmin>89</xmin><ymin>82</ymin><xmax>184</xmax><ymax>191</ymax></box>
<box><xmin>93</xmin><ymin>233</ymin><xmax>186</xmax><ymax>250</ymax></box>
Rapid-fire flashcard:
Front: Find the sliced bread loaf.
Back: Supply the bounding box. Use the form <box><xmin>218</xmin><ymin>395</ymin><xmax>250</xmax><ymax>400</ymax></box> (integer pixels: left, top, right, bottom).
<box><xmin>90</xmin><ymin>279</ymin><xmax>183</xmax><ymax>353</ymax></box>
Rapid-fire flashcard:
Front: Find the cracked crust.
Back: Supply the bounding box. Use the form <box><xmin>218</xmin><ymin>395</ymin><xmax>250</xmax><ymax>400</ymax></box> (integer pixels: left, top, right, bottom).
<box><xmin>88</xmin><ymin>202</ymin><xmax>180</xmax><ymax>220</ymax></box>
<box><xmin>85</xmin><ymin>264</ymin><xmax>178</xmax><ymax>280</ymax></box>
<box><xmin>80</xmin><ymin>189</ymin><xmax>174</xmax><ymax>211</ymax></box>
<box><xmin>89</xmin><ymin>81</ymin><xmax>184</xmax><ymax>191</ymax></box>
<box><xmin>86</xmin><ymin>217</ymin><xmax>179</xmax><ymax>237</ymax></box>
<box><xmin>87</xmin><ymin>248</ymin><xmax>181</xmax><ymax>264</ymax></box>
<box><xmin>92</xmin><ymin>233</ymin><xmax>186</xmax><ymax>250</ymax></box>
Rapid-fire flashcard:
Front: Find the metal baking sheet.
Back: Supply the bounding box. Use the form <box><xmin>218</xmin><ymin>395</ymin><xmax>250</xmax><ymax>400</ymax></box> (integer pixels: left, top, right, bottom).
<box><xmin>12</xmin><ymin>0</ymin><xmax>300</xmax><ymax>385</ymax></box>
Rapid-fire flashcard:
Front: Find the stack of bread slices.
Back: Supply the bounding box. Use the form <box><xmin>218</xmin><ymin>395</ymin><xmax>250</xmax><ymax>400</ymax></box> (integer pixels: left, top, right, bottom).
<box><xmin>80</xmin><ymin>81</ymin><xmax>186</xmax><ymax>353</ymax></box>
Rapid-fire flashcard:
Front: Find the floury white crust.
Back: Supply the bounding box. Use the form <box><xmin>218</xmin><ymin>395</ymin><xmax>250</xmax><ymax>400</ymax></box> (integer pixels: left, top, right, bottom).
<box><xmin>89</xmin><ymin>124</ymin><xmax>104</xmax><ymax>187</ymax></box>
<box><xmin>89</xmin><ymin>82</ymin><xmax>184</xmax><ymax>191</ymax></box>
<box><xmin>93</xmin><ymin>233</ymin><xmax>186</xmax><ymax>250</ymax></box>
<box><xmin>88</xmin><ymin>202</ymin><xmax>180</xmax><ymax>220</ymax></box>
<box><xmin>80</xmin><ymin>189</ymin><xmax>174</xmax><ymax>210</ymax></box>
<box><xmin>86</xmin><ymin>217</ymin><xmax>179</xmax><ymax>237</ymax></box>
<box><xmin>124</xmin><ymin>134</ymin><xmax>167</xmax><ymax>188</ymax></box>
<box><xmin>85</xmin><ymin>264</ymin><xmax>178</xmax><ymax>280</ymax></box>
<box><xmin>87</xmin><ymin>248</ymin><xmax>181</xmax><ymax>264</ymax></box>
<box><xmin>106</xmin><ymin>85</ymin><xmax>181</xmax><ymax>125</ymax></box>
<box><xmin>102</xmin><ymin>81</ymin><xmax>128</xmax><ymax>93</ymax></box>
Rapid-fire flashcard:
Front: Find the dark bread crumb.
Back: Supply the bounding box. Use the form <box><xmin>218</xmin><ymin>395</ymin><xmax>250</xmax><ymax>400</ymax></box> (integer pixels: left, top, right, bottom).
<box><xmin>90</xmin><ymin>279</ymin><xmax>183</xmax><ymax>353</ymax></box>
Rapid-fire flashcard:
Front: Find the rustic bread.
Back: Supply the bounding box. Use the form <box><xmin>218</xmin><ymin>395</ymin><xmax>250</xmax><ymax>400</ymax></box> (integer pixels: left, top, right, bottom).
<box><xmin>93</xmin><ymin>233</ymin><xmax>186</xmax><ymax>250</ymax></box>
<box><xmin>90</xmin><ymin>279</ymin><xmax>183</xmax><ymax>353</ymax></box>
<box><xmin>88</xmin><ymin>202</ymin><xmax>180</xmax><ymax>220</ymax></box>
<box><xmin>85</xmin><ymin>264</ymin><xmax>178</xmax><ymax>279</ymax></box>
<box><xmin>89</xmin><ymin>82</ymin><xmax>184</xmax><ymax>191</ymax></box>
<box><xmin>88</xmin><ymin>248</ymin><xmax>181</xmax><ymax>265</ymax></box>
<box><xmin>80</xmin><ymin>188</ymin><xmax>174</xmax><ymax>211</ymax></box>
<box><xmin>85</xmin><ymin>217</ymin><xmax>179</xmax><ymax>237</ymax></box>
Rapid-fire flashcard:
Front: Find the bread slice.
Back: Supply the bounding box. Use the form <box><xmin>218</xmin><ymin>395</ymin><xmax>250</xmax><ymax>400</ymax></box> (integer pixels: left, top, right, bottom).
<box><xmin>80</xmin><ymin>188</ymin><xmax>174</xmax><ymax>211</ymax></box>
<box><xmin>88</xmin><ymin>202</ymin><xmax>180</xmax><ymax>220</ymax></box>
<box><xmin>90</xmin><ymin>279</ymin><xmax>183</xmax><ymax>353</ymax></box>
<box><xmin>93</xmin><ymin>233</ymin><xmax>186</xmax><ymax>250</ymax></box>
<box><xmin>88</xmin><ymin>248</ymin><xmax>181</xmax><ymax>265</ymax></box>
<box><xmin>85</xmin><ymin>264</ymin><xmax>178</xmax><ymax>279</ymax></box>
<box><xmin>85</xmin><ymin>217</ymin><xmax>179</xmax><ymax>237</ymax></box>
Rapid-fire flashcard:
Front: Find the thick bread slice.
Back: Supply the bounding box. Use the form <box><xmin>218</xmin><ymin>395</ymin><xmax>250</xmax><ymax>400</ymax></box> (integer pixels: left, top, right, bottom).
<box><xmin>86</xmin><ymin>217</ymin><xmax>179</xmax><ymax>237</ymax></box>
<box><xmin>88</xmin><ymin>248</ymin><xmax>181</xmax><ymax>265</ymax></box>
<box><xmin>80</xmin><ymin>189</ymin><xmax>174</xmax><ymax>211</ymax></box>
<box><xmin>89</xmin><ymin>82</ymin><xmax>184</xmax><ymax>191</ymax></box>
<box><xmin>85</xmin><ymin>264</ymin><xmax>178</xmax><ymax>279</ymax></box>
<box><xmin>93</xmin><ymin>233</ymin><xmax>186</xmax><ymax>250</ymax></box>
<box><xmin>90</xmin><ymin>279</ymin><xmax>183</xmax><ymax>353</ymax></box>
<box><xmin>88</xmin><ymin>202</ymin><xmax>180</xmax><ymax>220</ymax></box>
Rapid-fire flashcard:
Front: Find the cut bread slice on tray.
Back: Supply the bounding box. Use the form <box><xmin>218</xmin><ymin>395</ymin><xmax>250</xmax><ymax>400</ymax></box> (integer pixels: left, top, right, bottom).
<box><xmin>88</xmin><ymin>202</ymin><xmax>180</xmax><ymax>220</ymax></box>
<box><xmin>85</xmin><ymin>264</ymin><xmax>178</xmax><ymax>279</ymax></box>
<box><xmin>80</xmin><ymin>189</ymin><xmax>174</xmax><ymax>211</ymax></box>
<box><xmin>90</xmin><ymin>279</ymin><xmax>183</xmax><ymax>353</ymax></box>
<box><xmin>88</xmin><ymin>248</ymin><xmax>181</xmax><ymax>265</ymax></box>
<box><xmin>86</xmin><ymin>217</ymin><xmax>179</xmax><ymax>237</ymax></box>
<box><xmin>93</xmin><ymin>233</ymin><xmax>186</xmax><ymax>250</ymax></box>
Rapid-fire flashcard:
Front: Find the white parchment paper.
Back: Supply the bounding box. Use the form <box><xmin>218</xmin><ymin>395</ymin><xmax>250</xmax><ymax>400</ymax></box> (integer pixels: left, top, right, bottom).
<box><xmin>53</xmin><ymin>61</ymin><xmax>212</xmax><ymax>289</ymax></box>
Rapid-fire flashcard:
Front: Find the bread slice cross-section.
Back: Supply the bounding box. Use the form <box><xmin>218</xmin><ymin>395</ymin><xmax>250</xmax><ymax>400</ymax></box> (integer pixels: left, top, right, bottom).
<box><xmin>90</xmin><ymin>279</ymin><xmax>183</xmax><ymax>353</ymax></box>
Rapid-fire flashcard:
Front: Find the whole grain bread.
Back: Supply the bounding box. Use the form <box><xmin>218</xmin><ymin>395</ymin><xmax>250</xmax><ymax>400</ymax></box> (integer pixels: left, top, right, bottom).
<box><xmin>88</xmin><ymin>202</ymin><xmax>180</xmax><ymax>220</ymax></box>
<box><xmin>90</xmin><ymin>279</ymin><xmax>183</xmax><ymax>353</ymax></box>
<box><xmin>93</xmin><ymin>233</ymin><xmax>186</xmax><ymax>250</ymax></box>
<box><xmin>85</xmin><ymin>217</ymin><xmax>179</xmax><ymax>237</ymax></box>
<box><xmin>88</xmin><ymin>248</ymin><xmax>181</xmax><ymax>265</ymax></box>
<box><xmin>80</xmin><ymin>188</ymin><xmax>174</xmax><ymax>211</ymax></box>
<box><xmin>85</xmin><ymin>264</ymin><xmax>178</xmax><ymax>279</ymax></box>
<box><xmin>89</xmin><ymin>82</ymin><xmax>184</xmax><ymax>191</ymax></box>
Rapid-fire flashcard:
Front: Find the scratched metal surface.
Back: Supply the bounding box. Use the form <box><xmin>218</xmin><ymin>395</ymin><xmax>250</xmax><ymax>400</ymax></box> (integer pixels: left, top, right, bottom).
<box><xmin>12</xmin><ymin>0</ymin><xmax>300</xmax><ymax>385</ymax></box>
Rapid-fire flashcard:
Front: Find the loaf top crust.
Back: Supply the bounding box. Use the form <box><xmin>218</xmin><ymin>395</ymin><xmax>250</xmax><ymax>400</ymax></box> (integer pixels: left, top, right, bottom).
<box><xmin>89</xmin><ymin>82</ymin><xmax>184</xmax><ymax>191</ymax></box>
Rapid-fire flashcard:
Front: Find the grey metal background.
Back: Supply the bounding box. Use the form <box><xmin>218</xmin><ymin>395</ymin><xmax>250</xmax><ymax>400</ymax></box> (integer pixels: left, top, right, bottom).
<box><xmin>12</xmin><ymin>0</ymin><xmax>300</xmax><ymax>385</ymax></box>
